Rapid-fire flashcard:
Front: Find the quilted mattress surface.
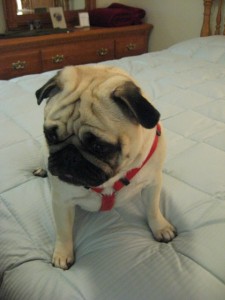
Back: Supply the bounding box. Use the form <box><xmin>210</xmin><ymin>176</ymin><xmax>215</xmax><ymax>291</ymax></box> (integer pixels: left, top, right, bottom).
<box><xmin>0</xmin><ymin>36</ymin><xmax>225</xmax><ymax>300</ymax></box>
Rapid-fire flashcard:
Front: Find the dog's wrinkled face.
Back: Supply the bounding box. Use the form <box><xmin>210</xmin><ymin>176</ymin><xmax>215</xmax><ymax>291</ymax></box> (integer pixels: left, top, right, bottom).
<box><xmin>36</xmin><ymin>66</ymin><xmax>160</xmax><ymax>187</ymax></box>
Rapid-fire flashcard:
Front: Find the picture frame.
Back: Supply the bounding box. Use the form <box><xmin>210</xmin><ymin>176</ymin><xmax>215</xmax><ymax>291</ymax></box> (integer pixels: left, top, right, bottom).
<box><xmin>78</xmin><ymin>12</ymin><xmax>90</xmax><ymax>27</ymax></box>
<box><xmin>49</xmin><ymin>7</ymin><xmax>67</xmax><ymax>29</ymax></box>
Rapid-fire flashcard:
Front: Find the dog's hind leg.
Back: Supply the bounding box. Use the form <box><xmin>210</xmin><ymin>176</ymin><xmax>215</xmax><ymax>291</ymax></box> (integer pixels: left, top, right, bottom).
<box><xmin>33</xmin><ymin>168</ymin><xmax>48</xmax><ymax>178</ymax></box>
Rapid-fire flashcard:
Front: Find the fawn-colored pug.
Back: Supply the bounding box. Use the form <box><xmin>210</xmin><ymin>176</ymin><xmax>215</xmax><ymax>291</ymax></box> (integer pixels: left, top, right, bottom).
<box><xmin>35</xmin><ymin>65</ymin><xmax>176</xmax><ymax>270</ymax></box>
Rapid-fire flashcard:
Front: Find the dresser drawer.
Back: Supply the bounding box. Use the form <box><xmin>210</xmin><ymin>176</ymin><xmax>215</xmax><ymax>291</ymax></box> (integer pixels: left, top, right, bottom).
<box><xmin>41</xmin><ymin>39</ymin><xmax>114</xmax><ymax>71</ymax></box>
<box><xmin>41</xmin><ymin>47</ymin><xmax>69</xmax><ymax>71</ymax></box>
<box><xmin>0</xmin><ymin>50</ymin><xmax>41</xmax><ymax>79</ymax></box>
<box><xmin>0</xmin><ymin>24</ymin><xmax>152</xmax><ymax>79</ymax></box>
<box><xmin>115</xmin><ymin>35</ymin><xmax>147</xmax><ymax>59</ymax></box>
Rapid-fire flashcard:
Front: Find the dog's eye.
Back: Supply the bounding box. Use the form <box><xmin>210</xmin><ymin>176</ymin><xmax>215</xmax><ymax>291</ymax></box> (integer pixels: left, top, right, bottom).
<box><xmin>83</xmin><ymin>133</ymin><xmax>106</xmax><ymax>154</ymax></box>
<box><xmin>83</xmin><ymin>133</ymin><xmax>118</xmax><ymax>157</ymax></box>
<box><xmin>91</xmin><ymin>142</ymin><xmax>105</xmax><ymax>154</ymax></box>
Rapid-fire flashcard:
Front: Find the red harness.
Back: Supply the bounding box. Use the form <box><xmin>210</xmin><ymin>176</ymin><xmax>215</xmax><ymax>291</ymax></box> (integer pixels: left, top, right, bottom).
<box><xmin>91</xmin><ymin>124</ymin><xmax>161</xmax><ymax>211</ymax></box>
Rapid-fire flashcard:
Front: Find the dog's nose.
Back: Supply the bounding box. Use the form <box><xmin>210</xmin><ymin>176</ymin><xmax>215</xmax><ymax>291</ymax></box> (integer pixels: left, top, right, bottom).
<box><xmin>44</xmin><ymin>126</ymin><xmax>58</xmax><ymax>144</ymax></box>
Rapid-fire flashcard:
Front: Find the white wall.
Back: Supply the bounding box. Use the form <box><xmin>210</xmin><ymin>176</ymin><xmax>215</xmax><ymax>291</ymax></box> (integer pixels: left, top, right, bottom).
<box><xmin>147</xmin><ymin>0</ymin><xmax>203</xmax><ymax>50</ymax></box>
<box><xmin>0</xmin><ymin>0</ymin><xmax>204</xmax><ymax>51</ymax></box>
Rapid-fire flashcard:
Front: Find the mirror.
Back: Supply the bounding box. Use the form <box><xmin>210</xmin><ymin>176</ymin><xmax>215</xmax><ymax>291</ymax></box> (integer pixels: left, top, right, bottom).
<box><xmin>3</xmin><ymin>0</ymin><xmax>96</xmax><ymax>30</ymax></box>
<box><xmin>16</xmin><ymin>1</ymin><xmax>85</xmax><ymax>15</ymax></box>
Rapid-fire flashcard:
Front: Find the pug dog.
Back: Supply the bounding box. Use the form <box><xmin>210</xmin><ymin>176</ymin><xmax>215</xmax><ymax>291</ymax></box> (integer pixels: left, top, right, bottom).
<box><xmin>35</xmin><ymin>65</ymin><xmax>176</xmax><ymax>270</ymax></box>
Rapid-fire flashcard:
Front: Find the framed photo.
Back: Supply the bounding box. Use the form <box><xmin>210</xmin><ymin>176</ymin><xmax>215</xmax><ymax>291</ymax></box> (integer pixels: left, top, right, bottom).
<box><xmin>78</xmin><ymin>12</ymin><xmax>90</xmax><ymax>27</ymax></box>
<box><xmin>49</xmin><ymin>7</ymin><xmax>67</xmax><ymax>29</ymax></box>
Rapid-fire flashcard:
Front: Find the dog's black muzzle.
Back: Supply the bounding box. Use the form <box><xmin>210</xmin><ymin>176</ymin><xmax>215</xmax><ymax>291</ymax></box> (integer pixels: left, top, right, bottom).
<box><xmin>48</xmin><ymin>144</ymin><xmax>109</xmax><ymax>187</ymax></box>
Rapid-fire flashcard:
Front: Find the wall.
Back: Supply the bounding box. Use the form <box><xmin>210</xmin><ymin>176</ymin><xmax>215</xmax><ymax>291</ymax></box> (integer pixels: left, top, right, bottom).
<box><xmin>147</xmin><ymin>0</ymin><xmax>203</xmax><ymax>50</ymax></box>
<box><xmin>0</xmin><ymin>0</ymin><xmax>204</xmax><ymax>51</ymax></box>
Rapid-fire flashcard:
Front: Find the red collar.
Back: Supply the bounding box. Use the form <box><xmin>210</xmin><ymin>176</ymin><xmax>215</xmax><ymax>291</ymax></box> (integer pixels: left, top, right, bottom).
<box><xmin>92</xmin><ymin>123</ymin><xmax>161</xmax><ymax>211</ymax></box>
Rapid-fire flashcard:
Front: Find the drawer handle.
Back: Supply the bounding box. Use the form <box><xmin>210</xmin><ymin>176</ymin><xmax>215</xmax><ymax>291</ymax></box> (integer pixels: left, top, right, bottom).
<box><xmin>52</xmin><ymin>54</ymin><xmax>64</xmax><ymax>64</ymax></box>
<box><xmin>12</xmin><ymin>60</ymin><xmax>26</xmax><ymax>70</ymax></box>
<box><xmin>98</xmin><ymin>48</ymin><xmax>108</xmax><ymax>56</ymax></box>
<box><xmin>126</xmin><ymin>43</ymin><xmax>136</xmax><ymax>51</ymax></box>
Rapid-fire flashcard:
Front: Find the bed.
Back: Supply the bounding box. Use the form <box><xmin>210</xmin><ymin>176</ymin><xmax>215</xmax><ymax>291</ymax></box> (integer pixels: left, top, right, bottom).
<box><xmin>1</xmin><ymin>2</ymin><xmax>225</xmax><ymax>300</ymax></box>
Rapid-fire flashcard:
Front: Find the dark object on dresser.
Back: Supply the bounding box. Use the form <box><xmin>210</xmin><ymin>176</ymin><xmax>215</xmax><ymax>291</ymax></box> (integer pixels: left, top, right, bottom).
<box><xmin>89</xmin><ymin>3</ymin><xmax>146</xmax><ymax>27</ymax></box>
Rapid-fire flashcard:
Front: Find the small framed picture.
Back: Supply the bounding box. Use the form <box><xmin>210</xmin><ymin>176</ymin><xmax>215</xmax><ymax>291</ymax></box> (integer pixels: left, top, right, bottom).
<box><xmin>78</xmin><ymin>12</ymin><xmax>90</xmax><ymax>27</ymax></box>
<box><xmin>49</xmin><ymin>7</ymin><xmax>67</xmax><ymax>29</ymax></box>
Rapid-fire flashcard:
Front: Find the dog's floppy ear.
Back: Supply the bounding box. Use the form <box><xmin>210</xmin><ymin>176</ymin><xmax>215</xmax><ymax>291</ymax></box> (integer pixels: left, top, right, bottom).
<box><xmin>35</xmin><ymin>75</ymin><xmax>61</xmax><ymax>105</ymax></box>
<box><xmin>112</xmin><ymin>81</ymin><xmax>160</xmax><ymax>129</ymax></box>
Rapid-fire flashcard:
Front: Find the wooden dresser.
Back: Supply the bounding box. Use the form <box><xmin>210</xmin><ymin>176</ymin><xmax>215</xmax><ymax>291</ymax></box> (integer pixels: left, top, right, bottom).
<box><xmin>0</xmin><ymin>23</ymin><xmax>152</xmax><ymax>80</ymax></box>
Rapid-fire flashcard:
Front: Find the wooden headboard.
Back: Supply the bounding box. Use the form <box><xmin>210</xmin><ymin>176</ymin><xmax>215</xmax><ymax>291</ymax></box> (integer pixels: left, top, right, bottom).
<box><xmin>201</xmin><ymin>0</ymin><xmax>225</xmax><ymax>36</ymax></box>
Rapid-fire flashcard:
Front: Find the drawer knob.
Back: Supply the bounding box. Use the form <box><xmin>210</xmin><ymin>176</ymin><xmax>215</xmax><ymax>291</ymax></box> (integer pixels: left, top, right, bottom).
<box><xmin>98</xmin><ymin>48</ymin><xmax>108</xmax><ymax>56</ymax></box>
<box><xmin>126</xmin><ymin>43</ymin><xmax>136</xmax><ymax>51</ymax></box>
<box><xmin>52</xmin><ymin>54</ymin><xmax>64</xmax><ymax>64</ymax></box>
<box><xmin>12</xmin><ymin>60</ymin><xmax>26</xmax><ymax>70</ymax></box>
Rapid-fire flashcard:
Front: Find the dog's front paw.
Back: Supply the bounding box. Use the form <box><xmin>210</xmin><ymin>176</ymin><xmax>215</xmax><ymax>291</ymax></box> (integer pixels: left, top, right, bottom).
<box><xmin>149</xmin><ymin>216</ymin><xmax>177</xmax><ymax>243</ymax></box>
<box><xmin>52</xmin><ymin>244</ymin><xmax>75</xmax><ymax>270</ymax></box>
<box><xmin>153</xmin><ymin>224</ymin><xmax>177</xmax><ymax>243</ymax></box>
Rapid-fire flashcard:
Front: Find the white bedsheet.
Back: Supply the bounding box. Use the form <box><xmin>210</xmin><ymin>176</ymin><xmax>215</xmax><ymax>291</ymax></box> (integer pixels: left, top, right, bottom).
<box><xmin>0</xmin><ymin>36</ymin><xmax>225</xmax><ymax>300</ymax></box>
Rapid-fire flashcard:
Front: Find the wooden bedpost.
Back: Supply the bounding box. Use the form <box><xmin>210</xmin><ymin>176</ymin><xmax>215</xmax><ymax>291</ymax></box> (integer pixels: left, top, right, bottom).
<box><xmin>215</xmin><ymin>0</ymin><xmax>223</xmax><ymax>34</ymax></box>
<box><xmin>223</xmin><ymin>4</ymin><xmax>225</xmax><ymax>35</ymax></box>
<box><xmin>201</xmin><ymin>0</ymin><xmax>213</xmax><ymax>36</ymax></box>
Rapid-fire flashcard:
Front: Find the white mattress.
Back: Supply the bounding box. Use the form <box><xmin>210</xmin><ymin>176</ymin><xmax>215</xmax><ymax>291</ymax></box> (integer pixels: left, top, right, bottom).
<box><xmin>0</xmin><ymin>36</ymin><xmax>225</xmax><ymax>300</ymax></box>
